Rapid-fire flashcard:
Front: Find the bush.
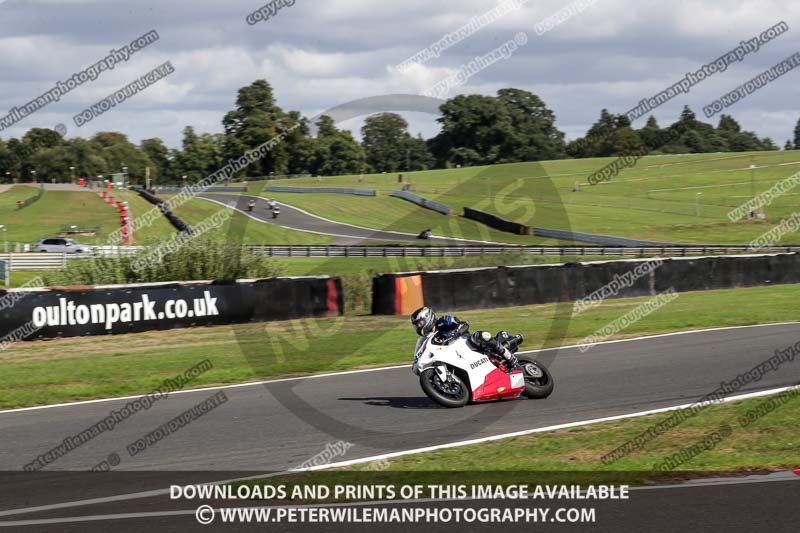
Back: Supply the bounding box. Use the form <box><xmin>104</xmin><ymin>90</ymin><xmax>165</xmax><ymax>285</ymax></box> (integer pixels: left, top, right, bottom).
<box><xmin>44</xmin><ymin>239</ymin><xmax>285</xmax><ymax>285</ymax></box>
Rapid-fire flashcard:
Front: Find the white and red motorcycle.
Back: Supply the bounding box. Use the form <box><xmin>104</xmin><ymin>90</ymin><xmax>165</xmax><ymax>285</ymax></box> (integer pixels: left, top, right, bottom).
<box><xmin>412</xmin><ymin>332</ymin><xmax>554</xmax><ymax>408</ymax></box>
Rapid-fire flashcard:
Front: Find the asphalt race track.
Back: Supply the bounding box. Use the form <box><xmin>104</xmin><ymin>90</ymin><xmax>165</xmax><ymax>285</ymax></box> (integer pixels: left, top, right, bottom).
<box><xmin>198</xmin><ymin>193</ymin><xmax>509</xmax><ymax>245</ymax></box>
<box><xmin>2</xmin><ymin>323</ymin><xmax>800</xmax><ymax>473</ymax></box>
<box><xmin>1</xmin><ymin>323</ymin><xmax>799</xmax><ymax>530</ymax></box>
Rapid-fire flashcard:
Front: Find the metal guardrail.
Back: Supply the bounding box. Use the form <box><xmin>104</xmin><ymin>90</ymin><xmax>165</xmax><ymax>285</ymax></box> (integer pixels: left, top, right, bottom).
<box><xmin>263</xmin><ymin>186</ymin><xmax>377</xmax><ymax>196</ymax></box>
<box><xmin>389</xmin><ymin>190</ymin><xmax>452</xmax><ymax>215</ymax></box>
<box><xmin>2</xmin><ymin>246</ymin><xmax>143</xmax><ymax>270</ymax></box>
<box><xmin>59</xmin><ymin>224</ymin><xmax>102</xmax><ymax>235</ymax></box>
<box><xmin>246</xmin><ymin>245</ymin><xmax>799</xmax><ymax>258</ymax></box>
<box><xmin>532</xmin><ymin>227</ymin><xmax>676</xmax><ymax>246</ymax></box>
<box><xmin>2</xmin><ymin>253</ymin><xmax>66</xmax><ymax>271</ymax></box>
<box><xmin>92</xmin><ymin>245</ymin><xmax>144</xmax><ymax>256</ymax></box>
<box><xmin>17</xmin><ymin>186</ymin><xmax>44</xmax><ymax>209</ymax></box>
<box><xmin>4</xmin><ymin>245</ymin><xmax>798</xmax><ymax>271</ymax></box>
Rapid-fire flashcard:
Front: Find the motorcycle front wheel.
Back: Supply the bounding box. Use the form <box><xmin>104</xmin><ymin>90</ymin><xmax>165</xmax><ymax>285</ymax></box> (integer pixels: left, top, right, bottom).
<box><xmin>420</xmin><ymin>367</ymin><xmax>470</xmax><ymax>408</ymax></box>
<box><xmin>517</xmin><ymin>356</ymin><xmax>554</xmax><ymax>399</ymax></box>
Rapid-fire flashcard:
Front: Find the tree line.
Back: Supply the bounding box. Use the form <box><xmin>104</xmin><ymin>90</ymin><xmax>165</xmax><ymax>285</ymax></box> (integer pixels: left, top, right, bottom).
<box><xmin>0</xmin><ymin>80</ymin><xmax>792</xmax><ymax>185</ymax></box>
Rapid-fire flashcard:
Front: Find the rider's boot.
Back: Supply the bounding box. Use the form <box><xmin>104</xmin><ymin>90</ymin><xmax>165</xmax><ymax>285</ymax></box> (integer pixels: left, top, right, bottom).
<box><xmin>502</xmin><ymin>348</ymin><xmax>518</xmax><ymax>371</ymax></box>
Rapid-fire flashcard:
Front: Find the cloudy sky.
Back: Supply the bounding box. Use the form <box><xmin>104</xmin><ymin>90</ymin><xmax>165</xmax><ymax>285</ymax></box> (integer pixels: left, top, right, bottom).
<box><xmin>1</xmin><ymin>0</ymin><xmax>799</xmax><ymax>148</ymax></box>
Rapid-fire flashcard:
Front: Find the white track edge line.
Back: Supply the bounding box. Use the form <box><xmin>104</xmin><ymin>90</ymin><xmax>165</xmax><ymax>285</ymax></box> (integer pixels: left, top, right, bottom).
<box><xmin>292</xmin><ymin>383</ymin><xmax>800</xmax><ymax>472</ymax></box>
<box><xmin>2</xmin><ymin>321</ymin><xmax>797</xmax><ymax>415</ymax></box>
<box><xmin>0</xmin><ymin>383</ymin><xmax>796</xmax><ymax>521</ymax></box>
<box><xmin>210</xmin><ymin>192</ymin><xmax>515</xmax><ymax>245</ymax></box>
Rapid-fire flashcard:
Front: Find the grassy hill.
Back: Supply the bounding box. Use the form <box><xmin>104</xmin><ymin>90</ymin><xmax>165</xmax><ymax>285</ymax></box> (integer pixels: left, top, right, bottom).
<box><xmin>0</xmin><ymin>186</ymin><xmax>176</xmax><ymax>246</ymax></box>
<box><xmin>246</xmin><ymin>150</ymin><xmax>800</xmax><ymax>244</ymax></box>
<box><xmin>8</xmin><ymin>150</ymin><xmax>800</xmax><ymax>247</ymax></box>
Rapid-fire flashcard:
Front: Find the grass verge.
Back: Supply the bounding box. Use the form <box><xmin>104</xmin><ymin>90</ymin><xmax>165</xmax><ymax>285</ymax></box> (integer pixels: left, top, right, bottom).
<box><xmin>239</xmin><ymin>388</ymin><xmax>800</xmax><ymax>494</ymax></box>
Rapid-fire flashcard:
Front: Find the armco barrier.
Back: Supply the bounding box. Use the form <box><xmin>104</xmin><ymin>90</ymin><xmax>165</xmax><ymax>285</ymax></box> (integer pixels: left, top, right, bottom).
<box><xmin>463</xmin><ymin>207</ymin><xmax>532</xmax><ymax>235</ymax></box>
<box><xmin>532</xmin><ymin>227</ymin><xmax>676</xmax><ymax>246</ymax></box>
<box><xmin>371</xmin><ymin>253</ymin><xmax>800</xmax><ymax>314</ymax></box>
<box><xmin>17</xmin><ymin>186</ymin><xmax>44</xmax><ymax>209</ymax></box>
<box><xmin>153</xmin><ymin>186</ymin><xmax>246</xmax><ymax>194</ymax></box>
<box><xmin>206</xmin><ymin>186</ymin><xmax>247</xmax><ymax>193</ymax></box>
<box><xmin>263</xmin><ymin>186</ymin><xmax>376</xmax><ymax>196</ymax></box>
<box><xmin>0</xmin><ymin>276</ymin><xmax>343</xmax><ymax>340</ymax></box>
<box><xmin>1</xmin><ymin>253</ymin><xmax>66</xmax><ymax>271</ymax></box>
<box><xmin>389</xmin><ymin>190</ymin><xmax>452</xmax><ymax>215</ymax></box>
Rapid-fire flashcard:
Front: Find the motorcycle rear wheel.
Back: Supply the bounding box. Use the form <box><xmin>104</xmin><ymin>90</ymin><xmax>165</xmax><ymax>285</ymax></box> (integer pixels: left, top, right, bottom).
<box><xmin>420</xmin><ymin>367</ymin><xmax>470</xmax><ymax>408</ymax></box>
<box><xmin>517</xmin><ymin>356</ymin><xmax>554</xmax><ymax>399</ymax></box>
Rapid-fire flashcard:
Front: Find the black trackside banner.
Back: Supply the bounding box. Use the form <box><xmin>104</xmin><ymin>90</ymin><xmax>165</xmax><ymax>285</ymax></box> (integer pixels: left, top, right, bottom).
<box><xmin>0</xmin><ymin>277</ymin><xmax>343</xmax><ymax>342</ymax></box>
<box><xmin>371</xmin><ymin>253</ymin><xmax>800</xmax><ymax>314</ymax></box>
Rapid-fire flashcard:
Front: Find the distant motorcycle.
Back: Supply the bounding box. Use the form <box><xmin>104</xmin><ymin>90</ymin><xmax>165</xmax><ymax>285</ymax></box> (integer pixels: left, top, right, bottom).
<box><xmin>412</xmin><ymin>332</ymin><xmax>553</xmax><ymax>407</ymax></box>
<box><xmin>417</xmin><ymin>228</ymin><xmax>432</xmax><ymax>240</ymax></box>
<box><xmin>272</xmin><ymin>206</ymin><xmax>280</xmax><ymax>219</ymax></box>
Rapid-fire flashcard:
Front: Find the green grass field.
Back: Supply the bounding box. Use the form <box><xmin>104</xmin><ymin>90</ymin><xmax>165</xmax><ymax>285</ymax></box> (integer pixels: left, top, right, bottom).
<box><xmin>120</xmin><ymin>190</ymin><xmax>179</xmax><ymax>244</ymax></box>
<box><xmin>2</xmin><ymin>282</ymin><xmax>798</xmax><ymax>409</ymax></box>
<box><xmin>7</xmin><ymin>151</ymin><xmax>800</xmax><ymax>246</ymax></box>
<box><xmin>0</xmin><ymin>186</ymin><xmax>119</xmax><ymax>244</ymax></box>
<box><xmin>0</xmin><ymin>186</ymin><xmax>175</xmax><ymax>245</ymax></box>
<box><xmin>247</xmin><ymin>150</ymin><xmax>800</xmax><ymax>245</ymax></box>
<box><xmin>258</xmin><ymin>192</ymin><xmax>562</xmax><ymax>245</ymax></box>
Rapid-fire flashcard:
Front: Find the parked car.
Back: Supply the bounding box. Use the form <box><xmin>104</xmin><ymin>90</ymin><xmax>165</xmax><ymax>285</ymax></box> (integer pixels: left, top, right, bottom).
<box><xmin>34</xmin><ymin>238</ymin><xmax>93</xmax><ymax>254</ymax></box>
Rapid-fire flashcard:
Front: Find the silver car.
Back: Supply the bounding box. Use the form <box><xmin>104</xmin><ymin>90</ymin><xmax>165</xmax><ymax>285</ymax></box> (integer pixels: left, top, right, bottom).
<box><xmin>34</xmin><ymin>238</ymin><xmax>93</xmax><ymax>254</ymax></box>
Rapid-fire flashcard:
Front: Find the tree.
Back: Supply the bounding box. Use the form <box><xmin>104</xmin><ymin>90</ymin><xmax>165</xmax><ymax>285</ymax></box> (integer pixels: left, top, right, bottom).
<box><xmin>361</xmin><ymin>113</ymin><xmax>411</xmax><ymax>172</ymax></box>
<box><xmin>638</xmin><ymin>115</ymin><xmax>664</xmax><ymax>151</ymax></box>
<box><xmin>309</xmin><ymin>115</ymin><xmax>365</xmax><ymax>176</ymax></box>
<box><xmin>0</xmin><ymin>140</ymin><xmax>13</xmax><ymax>181</ymax></box>
<box><xmin>570</xmin><ymin>109</ymin><xmax>642</xmax><ymax>157</ymax></box>
<box><xmin>405</xmin><ymin>134</ymin><xmax>435</xmax><ymax>171</ymax></box>
<box><xmin>67</xmin><ymin>138</ymin><xmax>109</xmax><ymax>179</ymax></box>
<box><xmin>494</xmin><ymin>88</ymin><xmax>566</xmax><ymax>161</ymax></box>
<box><xmin>682</xmin><ymin>130</ymin><xmax>704</xmax><ymax>153</ymax></box>
<box><xmin>448</xmin><ymin>147</ymin><xmax>484</xmax><ymax>167</ymax></box>
<box><xmin>89</xmin><ymin>132</ymin><xmax>151</xmax><ymax>185</ymax></box>
<box><xmin>431</xmin><ymin>90</ymin><xmax>565</xmax><ymax>166</ymax></box>
<box><xmin>173</xmin><ymin>127</ymin><xmax>224</xmax><ymax>181</ymax></box>
<box><xmin>677</xmin><ymin>105</ymin><xmax>698</xmax><ymax>129</ymax></box>
<box><xmin>29</xmin><ymin>145</ymin><xmax>75</xmax><ymax>182</ymax></box>
<box><xmin>8</xmin><ymin>138</ymin><xmax>34</xmax><ymax>180</ymax></box>
<box><xmin>761</xmin><ymin>137</ymin><xmax>779</xmax><ymax>151</ymax></box>
<box><xmin>785</xmin><ymin>140</ymin><xmax>794</xmax><ymax>150</ymax></box>
<box><xmin>585</xmin><ymin>109</ymin><xmax>618</xmax><ymax>140</ymax></box>
<box><xmin>89</xmin><ymin>132</ymin><xmax>130</xmax><ymax>150</ymax></box>
<box><xmin>222</xmin><ymin>80</ymin><xmax>289</xmax><ymax>177</ymax></box>
<box><xmin>22</xmin><ymin>128</ymin><xmax>64</xmax><ymax>152</ymax></box>
<box><xmin>794</xmin><ymin>118</ymin><xmax>800</xmax><ymax>150</ymax></box>
<box><xmin>727</xmin><ymin>131</ymin><xmax>763</xmax><ymax>152</ymax></box>
<box><xmin>141</xmin><ymin>138</ymin><xmax>172</xmax><ymax>183</ymax></box>
<box><xmin>717</xmin><ymin>114</ymin><xmax>741</xmax><ymax>133</ymax></box>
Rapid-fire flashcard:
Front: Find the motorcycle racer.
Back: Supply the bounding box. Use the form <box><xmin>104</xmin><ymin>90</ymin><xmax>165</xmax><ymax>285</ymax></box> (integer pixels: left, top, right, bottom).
<box><xmin>410</xmin><ymin>306</ymin><xmax>519</xmax><ymax>370</ymax></box>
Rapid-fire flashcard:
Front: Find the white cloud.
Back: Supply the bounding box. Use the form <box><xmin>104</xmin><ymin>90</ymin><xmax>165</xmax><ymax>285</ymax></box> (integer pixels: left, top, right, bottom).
<box><xmin>0</xmin><ymin>0</ymin><xmax>798</xmax><ymax>147</ymax></box>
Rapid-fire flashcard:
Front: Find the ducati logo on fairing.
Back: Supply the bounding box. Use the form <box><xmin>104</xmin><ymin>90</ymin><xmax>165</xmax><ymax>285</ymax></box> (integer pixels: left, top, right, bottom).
<box><xmin>470</xmin><ymin>357</ymin><xmax>489</xmax><ymax>369</ymax></box>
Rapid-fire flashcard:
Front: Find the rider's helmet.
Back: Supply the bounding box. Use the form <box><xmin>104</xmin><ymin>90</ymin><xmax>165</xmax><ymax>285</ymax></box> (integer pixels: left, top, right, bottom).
<box><xmin>411</xmin><ymin>306</ymin><xmax>436</xmax><ymax>336</ymax></box>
